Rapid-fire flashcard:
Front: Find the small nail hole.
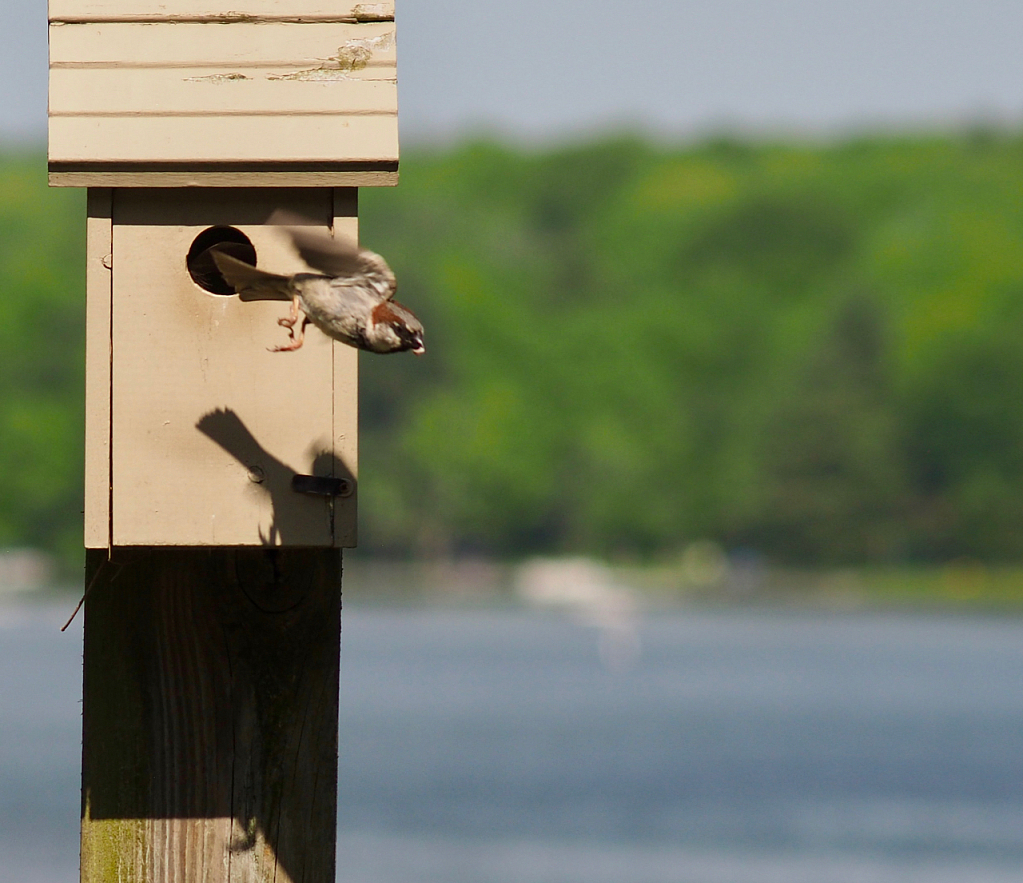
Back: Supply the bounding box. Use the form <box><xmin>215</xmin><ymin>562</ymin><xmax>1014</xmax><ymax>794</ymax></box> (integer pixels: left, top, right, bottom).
<box><xmin>187</xmin><ymin>226</ymin><xmax>257</xmax><ymax>295</ymax></box>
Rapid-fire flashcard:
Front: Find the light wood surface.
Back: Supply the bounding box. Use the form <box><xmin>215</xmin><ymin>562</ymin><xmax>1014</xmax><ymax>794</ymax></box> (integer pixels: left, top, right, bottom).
<box><xmin>50</xmin><ymin>114</ymin><xmax>398</xmax><ymax>164</ymax></box>
<box><xmin>50</xmin><ymin>0</ymin><xmax>393</xmax><ymax>22</ymax></box>
<box><xmin>52</xmin><ymin>168</ymin><xmax>397</xmax><ymax>187</ymax></box>
<box><xmin>97</xmin><ymin>188</ymin><xmax>357</xmax><ymax>547</ymax></box>
<box><xmin>332</xmin><ymin>188</ymin><xmax>359</xmax><ymax>547</ymax></box>
<box><xmin>50</xmin><ymin>69</ymin><xmax>395</xmax><ymax>115</ymax></box>
<box><xmin>84</xmin><ymin>190</ymin><xmax>113</xmax><ymax>549</ymax></box>
<box><xmin>49</xmin><ymin>20</ymin><xmax>396</xmax><ymax>65</ymax></box>
<box><xmin>49</xmin><ymin>15</ymin><xmax>397</xmax><ymax>183</ymax></box>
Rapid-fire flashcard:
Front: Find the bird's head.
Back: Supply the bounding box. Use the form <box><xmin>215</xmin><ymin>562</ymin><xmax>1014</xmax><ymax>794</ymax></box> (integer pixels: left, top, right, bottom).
<box><xmin>370</xmin><ymin>301</ymin><xmax>425</xmax><ymax>355</ymax></box>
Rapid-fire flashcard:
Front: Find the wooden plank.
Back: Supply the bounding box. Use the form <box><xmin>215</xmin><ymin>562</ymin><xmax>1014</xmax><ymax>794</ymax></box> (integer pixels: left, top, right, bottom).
<box><xmin>81</xmin><ymin>547</ymin><xmax>342</xmax><ymax>883</ymax></box>
<box><xmin>50</xmin><ymin>168</ymin><xmax>398</xmax><ymax>187</ymax></box>
<box><xmin>49</xmin><ymin>114</ymin><xmax>397</xmax><ymax>165</ymax></box>
<box><xmin>51</xmin><ymin>0</ymin><xmax>393</xmax><ymax>23</ymax></box>
<box><xmin>110</xmin><ymin>188</ymin><xmax>349</xmax><ymax>547</ymax></box>
<box><xmin>47</xmin><ymin>18</ymin><xmax>398</xmax><ymax>180</ymax></box>
<box><xmin>49</xmin><ymin>21</ymin><xmax>395</xmax><ymax>66</ymax></box>
<box><xmin>332</xmin><ymin>188</ymin><xmax>359</xmax><ymax>547</ymax></box>
<box><xmin>49</xmin><ymin>69</ymin><xmax>394</xmax><ymax>116</ymax></box>
<box><xmin>84</xmin><ymin>189</ymin><xmax>113</xmax><ymax>549</ymax></box>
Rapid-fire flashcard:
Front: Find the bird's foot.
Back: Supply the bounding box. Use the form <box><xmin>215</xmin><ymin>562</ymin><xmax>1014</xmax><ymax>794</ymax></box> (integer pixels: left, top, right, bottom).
<box><xmin>268</xmin><ymin>316</ymin><xmax>309</xmax><ymax>352</ymax></box>
<box><xmin>269</xmin><ymin>337</ymin><xmax>304</xmax><ymax>352</ymax></box>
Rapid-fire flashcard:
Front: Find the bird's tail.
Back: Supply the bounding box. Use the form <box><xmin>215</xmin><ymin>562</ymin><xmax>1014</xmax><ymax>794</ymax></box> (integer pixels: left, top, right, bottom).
<box><xmin>211</xmin><ymin>249</ymin><xmax>293</xmax><ymax>301</ymax></box>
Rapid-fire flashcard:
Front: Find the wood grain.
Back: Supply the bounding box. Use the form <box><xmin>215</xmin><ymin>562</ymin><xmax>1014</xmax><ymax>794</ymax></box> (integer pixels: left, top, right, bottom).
<box><xmin>81</xmin><ymin>547</ymin><xmax>343</xmax><ymax>883</ymax></box>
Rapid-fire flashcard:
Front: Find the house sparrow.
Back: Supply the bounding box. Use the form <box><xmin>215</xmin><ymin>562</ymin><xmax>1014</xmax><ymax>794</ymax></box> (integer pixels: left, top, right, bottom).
<box><xmin>211</xmin><ymin>213</ymin><xmax>424</xmax><ymax>355</ymax></box>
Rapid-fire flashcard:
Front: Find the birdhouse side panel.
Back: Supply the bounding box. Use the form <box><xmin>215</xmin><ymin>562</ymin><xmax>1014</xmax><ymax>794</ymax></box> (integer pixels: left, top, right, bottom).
<box><xmin>84</xmin><ymin>189</ymin><xmax>113</xmax><ymax>549</ymax></box>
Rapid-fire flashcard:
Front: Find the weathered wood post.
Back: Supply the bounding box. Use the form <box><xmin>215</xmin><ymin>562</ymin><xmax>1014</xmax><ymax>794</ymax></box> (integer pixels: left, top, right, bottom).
<box><xmin>48</xmin><ymin>2</ymin><xmax>398</xmax><ymax>880</ymax></box>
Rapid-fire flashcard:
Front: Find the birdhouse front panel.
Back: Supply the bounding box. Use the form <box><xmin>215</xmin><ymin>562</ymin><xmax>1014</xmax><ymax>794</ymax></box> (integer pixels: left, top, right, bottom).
<box><xmin>84</xmin><ymin>187</ymin><xmax>358</xmax><ymax>548</ymax></box>
<box><xmin>48</xmin><ymin>0</ymin><xmax>397</xmax><ymax>187</ymax></box>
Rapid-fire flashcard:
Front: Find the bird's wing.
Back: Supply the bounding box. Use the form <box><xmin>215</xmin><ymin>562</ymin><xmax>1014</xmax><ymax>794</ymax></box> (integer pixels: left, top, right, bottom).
<box><xmin>269</xmin><ymin>210</ymin><xmax>397</xmax><ymax>300</ymax></box>
<box><xmin>211</xmin><ymin>249</ymin><xmax>293</xmax><ymax>302</ymax></box>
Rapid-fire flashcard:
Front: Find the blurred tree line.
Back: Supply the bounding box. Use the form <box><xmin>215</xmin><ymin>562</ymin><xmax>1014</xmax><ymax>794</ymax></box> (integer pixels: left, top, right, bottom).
<box><xmin>0</xmin><ymin>152</ymin><xmax>84</xmax><ymax>568</ymax></box>
<box><xmin>4</xmin><ymin>132</ymin><xmax>1023</xmax><ymax>570</ymax></box>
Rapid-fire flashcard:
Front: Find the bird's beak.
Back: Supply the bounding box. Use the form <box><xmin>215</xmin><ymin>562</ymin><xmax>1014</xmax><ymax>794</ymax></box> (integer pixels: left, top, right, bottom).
<box><xmin>412</xmin><ymin>345</ymin><xmax>425</xmax><ymax>356</ymax></box>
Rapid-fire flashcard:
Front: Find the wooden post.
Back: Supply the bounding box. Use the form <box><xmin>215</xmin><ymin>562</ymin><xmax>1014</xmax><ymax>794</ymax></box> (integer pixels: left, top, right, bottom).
<box><xmin>80</xmin><ymin>548</ymin><xmax>342</xmax><ymax>883</ymax></box>
<box><xmin>48</xmin><ymin>5</ymin><xmax>399</xmax><ymax>880</ymax></box>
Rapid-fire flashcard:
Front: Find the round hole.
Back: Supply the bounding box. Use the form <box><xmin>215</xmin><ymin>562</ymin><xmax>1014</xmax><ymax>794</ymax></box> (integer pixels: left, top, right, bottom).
<box><xmin>186</xmin><ymin>226</ymin><xmax>257</xmax><ymax>295</ymax></box>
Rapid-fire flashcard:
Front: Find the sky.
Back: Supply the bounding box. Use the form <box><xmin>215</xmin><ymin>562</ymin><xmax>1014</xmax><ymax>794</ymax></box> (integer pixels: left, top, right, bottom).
<box><xmin>3</xmin><ymin>0</ymin><xmax>1023</xmax><ymax>145</ymax></box>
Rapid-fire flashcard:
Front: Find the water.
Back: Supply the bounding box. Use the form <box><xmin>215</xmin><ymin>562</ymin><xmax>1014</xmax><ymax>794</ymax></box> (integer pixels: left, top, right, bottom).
<box><xmin>3</xmin><ymin>599</ymin><xmax>1023</xmax><ymax>882</ymax></box>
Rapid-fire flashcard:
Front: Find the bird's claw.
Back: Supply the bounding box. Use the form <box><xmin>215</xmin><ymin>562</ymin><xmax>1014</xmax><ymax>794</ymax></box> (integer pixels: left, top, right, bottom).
<box><xmin>269</xmin><ymin>340</ymin><xmax>303</xmax><ymax>352</ymax></box>
<box><xmin>268</xmin><ymin>323</ymin><xmax>305</xmax><ymax>352</ymax></box>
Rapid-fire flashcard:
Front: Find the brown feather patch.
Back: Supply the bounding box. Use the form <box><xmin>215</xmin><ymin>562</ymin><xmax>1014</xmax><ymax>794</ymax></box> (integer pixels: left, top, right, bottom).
<box><xmin>371</xmin><ymin>301</ymin><xmax>403</xmax><ymax>326</ymax></box>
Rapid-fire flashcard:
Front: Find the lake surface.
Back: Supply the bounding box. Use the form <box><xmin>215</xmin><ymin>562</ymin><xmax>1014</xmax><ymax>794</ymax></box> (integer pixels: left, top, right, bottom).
<box><xmin>3</xmin><ymin>598</ymin><xmax>1023</xmax><ymax>882</ymax></box>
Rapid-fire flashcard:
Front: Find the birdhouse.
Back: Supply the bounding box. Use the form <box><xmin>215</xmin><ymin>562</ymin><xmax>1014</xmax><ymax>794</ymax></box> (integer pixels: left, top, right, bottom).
<box><xmin>48</xmin><ymin>0</ymin><xmax>399</xmax><ymax>548</ymax></box>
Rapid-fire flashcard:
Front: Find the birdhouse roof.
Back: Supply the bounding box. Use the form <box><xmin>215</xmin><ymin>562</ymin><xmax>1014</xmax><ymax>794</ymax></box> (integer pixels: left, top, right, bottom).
<box><xmin>48</xmin><ymin>1</ymin><xmax>398</xmax><ymax>186</ymax></box>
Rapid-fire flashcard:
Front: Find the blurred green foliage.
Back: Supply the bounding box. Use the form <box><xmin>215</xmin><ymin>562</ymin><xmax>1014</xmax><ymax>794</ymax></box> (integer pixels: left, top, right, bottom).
<box><xmin>6</xmin><ymin>133</ymin><xmax>1023</xmax><ymax>568</ymax></box>
<box><xmin>0</xmin><ymin>152</ymin><xmax>84</xmax><ymax>569</ymax></box>
<box><xmin>358</xmin><ymin>132</ymin><xmax>1023</xmax><ymax>564</ymax></box>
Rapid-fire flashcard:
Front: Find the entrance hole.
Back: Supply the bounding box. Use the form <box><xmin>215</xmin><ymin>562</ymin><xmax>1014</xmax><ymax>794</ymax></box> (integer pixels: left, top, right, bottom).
<box><xmin>186</xmin><ymin>226</ymin><xmax>257</xmax><ymax>295</ymax></box>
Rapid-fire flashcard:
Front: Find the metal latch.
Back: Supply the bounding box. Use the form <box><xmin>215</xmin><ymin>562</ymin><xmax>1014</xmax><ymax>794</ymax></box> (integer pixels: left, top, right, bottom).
<box><xmin>291</xmin><ymin>475</ymin><xmax>354</xmax><ymax>498</ymax></box>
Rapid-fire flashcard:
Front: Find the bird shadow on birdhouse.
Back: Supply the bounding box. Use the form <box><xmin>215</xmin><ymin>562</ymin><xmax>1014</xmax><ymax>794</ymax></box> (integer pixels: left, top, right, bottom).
<box><xmin>84</xmin><ymin>188</ymin><xmax>359</xmax><ymax>548</ymax></box>
<box><xmin>196</xmin><ymin>408</ymin><xmax>355</xmax><ymax>547</ymax></box>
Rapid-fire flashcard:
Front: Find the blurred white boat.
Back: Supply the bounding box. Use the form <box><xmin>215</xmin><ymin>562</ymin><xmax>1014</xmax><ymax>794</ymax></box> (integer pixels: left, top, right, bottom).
<box><xmin>515</xmin><ymin>557</ymin><xmax>641</xmax><ymax>671</ymax></box>
<box><xmin>0</xmin><ymin>549</ymin><xmax>54</xmax><ymax>595</ymax></box>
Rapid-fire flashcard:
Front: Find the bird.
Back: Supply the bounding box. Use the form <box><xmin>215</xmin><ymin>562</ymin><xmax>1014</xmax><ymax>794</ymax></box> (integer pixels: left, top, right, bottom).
<box><xmin>211</xmin><ymin>212</ymin><xmax>424</xmax><ymax>355</ymax></box>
